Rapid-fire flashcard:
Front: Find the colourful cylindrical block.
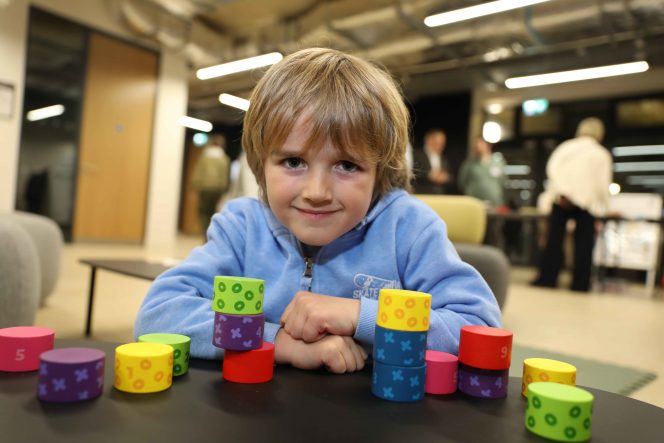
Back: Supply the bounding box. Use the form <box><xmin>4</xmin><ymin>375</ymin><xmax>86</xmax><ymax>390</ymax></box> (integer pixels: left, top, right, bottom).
<box><xmin>38</xmin><ymin>347</ymin><xmax>106</xmax><ymax>403</ymax></box>
<box><xmin>457</xmin><ymin>363</ymin><xmax>509</xmax><ymax>398</ymax></box>
<box><xmin>212</xmin><ymin>276</ymin><xmax>264</xmax><ymax>315</ymax></box>
<box><xmin>212</xmin><ymin>312</ymin><xmax>264</xmax><ymax>351</ymax></box>
<box><xmin>222</xmin><ymin>342</ymin><xmax>274</xmax><ymax>383</ymax></box>
<box><xmin>137</xmin><ymin>333</ymin><xmax>191</xmax><ymax>376</ymax></box>
<box><xmin>372</xmin><ymin>361</ymin><xmax>426</xmax><ymax>403</ymax></box>
<box><xmin>522</xmin><ymin>358</ymin><xmax>577</xmax><ymax>396</ymax></box>
<box><xmin>458</xmin><ymin>325</ymin><xmax>513</xmax><ymax>370</ymax></box>
<box><xmin>424</xmin><ymin>350</ymin><xmax>458</xmax><ymax>395</ymax></box>
<box><xmin>0</xmin><ymin>326</ymin><xmax>55</xmax><ymax>372</ymax></box>
<box><xmin>373</xmin><ymin>324</ymin><xmax>427</xmax><ymax>367</ymax></box>
<box><xmin>114</xmin><ymin>342</ymin><xmax>173</xmax><ymax>393</ymax></box>
<box><xmin>526</xmin><ymin>382</ymin><xmax>593</xmax><ymax>442</ymax></box>
<box><xmin>376</xmin><ymin>289</ymin><xmax>431</xmax><ymax>332</ymax></box>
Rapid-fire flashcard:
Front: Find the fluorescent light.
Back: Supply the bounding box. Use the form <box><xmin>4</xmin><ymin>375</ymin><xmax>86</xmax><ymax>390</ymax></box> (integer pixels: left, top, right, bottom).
<box><xmin>627</xmin><ymin>175</ymin><xmax>664</xmax><ymax>185</ymax></box>
<box><xmin>178</xmin><ymin>116</ymin><xmax>213</xmax><ymax>132</ymax></box>
<box><xmin>505</xmin><ymin>61</ymin><xmax>649</xmax><ymax>89</ymax></box>
<box><xmin>193</xmin><ymin>132</ymin><xmax>209</xmax><ymax>146</ymax></box>
<box><xmin>613</xmin><ymin>145</ymin><xmax>664</xmax><ymax>157</ymax></box>
<box><xmin>219</xmin><ymin>93</ymin><xmax>250</xmax><ymax>111</ymax></box>
<box><xmin>482</xmin><ymin>121</ymin><xmax>502</xmax><ymax>143</ymax></box>
<box><xmin>486</xmin><ymin>103</ymin><xmax>504</xmax><ymax>114</ymax></box>
<box><xmin>522</xmin><ymin>98</ymin><xmax>549</xmax><ymax>116</ymax></box>
<box><xmin>26</xmin><ymin>104</ymin><xmax>65</xmax><ymax>121</ymax></box>
<box><xmin>504</xmin><ymin>165</ymin><xmax>532</xmax><ymax>175</ymax></box>
<box><xmin>614</xmin><ymin>161</ymin><xmax>664</xmax><ymax>172</ymax></box>
<box><xmin>197</xmin><ymin>52</ymin><xmax>283</xmax><ymax>80</ymax></box>
<box><xmin>424</xmin><ymin>0</ymin><xmax>550</xmax><ymax>27</ymax></box>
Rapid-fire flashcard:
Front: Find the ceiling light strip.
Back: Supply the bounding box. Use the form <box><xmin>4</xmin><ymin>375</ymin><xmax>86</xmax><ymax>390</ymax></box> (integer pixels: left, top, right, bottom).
<box><xmin>197</xmin><ymin>52</ymin><xmax>283</xmax><ymax>80</ymax></box>
<box><xmin>614</xmin><ymin>161</ymin><xmax>664</xmax><ymax>172</ymax></box>
<box><xmin>627</xmin><ymin>175</ymin><xmax>664</xmax><ymax>185</ymax></box>
<box><xmin>219</xmin><ymin>93</ymin><xmax>250</xmax><ymax>111</ymax></box>
<box><xmin>178</xmin><ymin>116</ymin><xmax>213</xmax><ymax>132</ymax></box>
<box><xmin>26</xmin><ymin>104</ymin><xmax>65</xmax><ymax>121</ymax></box>
<box><xmin>424</xmin><ymin>0</ymin><xmax>550</xmax><ymax>28</ymax></box>
<box><xmin>505</xmin><ymin>61</ymin><xmax>649</xmax><ymax>89</ymax></box>
<box><xmin>613</xmin><ymin>145</ymin><xmax>664</xmax><ymax>157</ymax></box>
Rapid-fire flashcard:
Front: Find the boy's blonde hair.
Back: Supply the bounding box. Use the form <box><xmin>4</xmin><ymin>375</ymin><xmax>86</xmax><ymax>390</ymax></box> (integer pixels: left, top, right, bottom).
<box><xmin>242</xmin><ymin>47</ymin><xmax>411</xmax><ymax>202</ymax></box>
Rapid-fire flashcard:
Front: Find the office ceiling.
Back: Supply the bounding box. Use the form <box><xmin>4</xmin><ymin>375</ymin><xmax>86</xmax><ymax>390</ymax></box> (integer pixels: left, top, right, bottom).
<box><xmin>119</xmin><ymin>0</ymin><xmax>664</xmax><ymax>125</ymax></box>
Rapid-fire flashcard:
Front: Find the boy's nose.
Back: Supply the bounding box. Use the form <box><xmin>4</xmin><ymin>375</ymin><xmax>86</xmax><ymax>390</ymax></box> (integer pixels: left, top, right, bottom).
<box><xmin>302</xmin><ymin>170</ymin><xmax>332</xmax><ymax>203</ymax></box>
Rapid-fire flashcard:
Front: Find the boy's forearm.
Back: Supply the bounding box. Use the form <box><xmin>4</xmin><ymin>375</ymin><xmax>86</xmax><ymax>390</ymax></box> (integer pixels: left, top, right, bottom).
<box><xmin>273</xmin><ymin>329</ymin><xmax>367</xmax><ymax>373</ymax></box>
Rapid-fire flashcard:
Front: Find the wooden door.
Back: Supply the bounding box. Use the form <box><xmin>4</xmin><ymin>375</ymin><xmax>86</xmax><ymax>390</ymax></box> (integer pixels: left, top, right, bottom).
<box><xmin>74</xmin><ymin>33</ymin><xmax>157</xmax><ymax>242</ymax></box>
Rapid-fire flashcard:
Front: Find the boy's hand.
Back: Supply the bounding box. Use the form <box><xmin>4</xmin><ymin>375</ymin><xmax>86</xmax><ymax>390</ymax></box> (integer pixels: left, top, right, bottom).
<box><xmin>280</xmin><ymin>291</ymin><xmax>360</xmax><ymax>342</ymax></box>
<box><xmin>274</xmin><ymin>330</ymin><xmax>368</xmax><ymax>374</ymax></box>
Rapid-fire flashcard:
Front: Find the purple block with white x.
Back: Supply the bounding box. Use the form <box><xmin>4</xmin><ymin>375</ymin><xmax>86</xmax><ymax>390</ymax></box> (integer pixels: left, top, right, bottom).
<box><xmin>457</xmin><ymin>362</ymin><xmax>509</xmax><ymax>399</ymax></box>
<box><xmin>213</xmin><ymin>312</ymin><xmax>265</xmax><ymax>351</ymax></box>
<box><xmin>38</xmin><ymin>347</ymin><xmax>106</xmax><ymax>403</ymax></box>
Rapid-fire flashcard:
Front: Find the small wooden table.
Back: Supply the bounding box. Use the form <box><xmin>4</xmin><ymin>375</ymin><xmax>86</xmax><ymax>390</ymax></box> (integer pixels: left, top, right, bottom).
<box><xmin>79</xmin><ymin>259</ymin><xmax>172</xmax><ymax>337</ymax></box>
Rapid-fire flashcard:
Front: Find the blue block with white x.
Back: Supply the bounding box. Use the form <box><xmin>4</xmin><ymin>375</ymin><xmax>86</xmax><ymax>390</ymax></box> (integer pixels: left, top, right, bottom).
<box><xmin>373</xmin><ymin>324</ymin><xmax>427</xmax><ymax>367</ymax></box>
<box><xmin>371</xmin><ymin>360</ymin><xmax>426</xmax><ymax>403</ymax></box>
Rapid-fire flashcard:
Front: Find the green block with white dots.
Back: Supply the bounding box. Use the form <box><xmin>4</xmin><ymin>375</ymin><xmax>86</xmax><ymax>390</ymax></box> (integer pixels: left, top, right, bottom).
<box><xmin>525</xmin><ymin>382</ymin><xmax>593</xmax><ymax>442</ymax></box>
<box><xmin>137</xmin><ymin>333</ymin><xmax>191</xmax><ymax>376</ymax></box>
<box><xmin>212</xmin><ymin>276</ymin><xmax>265</xmax><ymax>315</ymax></box>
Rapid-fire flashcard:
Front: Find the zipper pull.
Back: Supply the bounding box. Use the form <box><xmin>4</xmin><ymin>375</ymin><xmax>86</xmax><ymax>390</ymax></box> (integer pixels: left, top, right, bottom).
<box><xmin>304</xmin><ymin>257</ymin><xmax>314</xmax><ymax>278</ymax></box>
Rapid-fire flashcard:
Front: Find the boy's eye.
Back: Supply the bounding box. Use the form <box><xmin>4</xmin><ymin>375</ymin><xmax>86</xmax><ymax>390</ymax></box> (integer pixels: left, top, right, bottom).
<box><xmin>282</xmin><ymin>157</ymin><xmax>305</xmax><ymax>169</ymax></box>
<box><xmin>337</xmin><ymin>160</ymin><xmax>359</xmax><ymax>173</ymax></box>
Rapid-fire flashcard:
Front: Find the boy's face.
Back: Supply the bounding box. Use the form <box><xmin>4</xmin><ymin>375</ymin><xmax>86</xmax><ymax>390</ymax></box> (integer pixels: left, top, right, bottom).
<box><xmin>264</xmin><ymin>120</ymin><xmax>377</xmax><ymax>247</ymax></box>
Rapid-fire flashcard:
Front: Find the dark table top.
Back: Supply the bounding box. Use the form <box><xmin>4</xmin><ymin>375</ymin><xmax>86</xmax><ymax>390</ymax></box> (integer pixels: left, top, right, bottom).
<box><xmin>79</xmin><ymin>259</ymin><xmax>172</xmax><ymax>280</ymax></box>
<box><xmin>1</xmin><ymin>339</ymin><xmax>662</xmax><ymax>443</ymax></box>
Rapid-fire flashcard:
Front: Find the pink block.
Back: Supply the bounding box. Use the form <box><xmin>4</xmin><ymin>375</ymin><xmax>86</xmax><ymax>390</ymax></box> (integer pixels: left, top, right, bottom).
<box><xmin>425</xmin><ymin>350</ymin><xmax>458</xmax><ymax>395</ymax></box>
<box><xmin>0</xmin><ymin>326</ymin><xmax>55</xmax><ymax>372</ymax></box>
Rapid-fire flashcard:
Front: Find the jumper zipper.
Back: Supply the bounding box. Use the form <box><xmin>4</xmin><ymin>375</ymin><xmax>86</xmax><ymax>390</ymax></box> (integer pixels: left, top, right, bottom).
<box><xmin>304</xmin><ymin>256</ymin><xmax>314</xmax><ymax>278</ymax></box>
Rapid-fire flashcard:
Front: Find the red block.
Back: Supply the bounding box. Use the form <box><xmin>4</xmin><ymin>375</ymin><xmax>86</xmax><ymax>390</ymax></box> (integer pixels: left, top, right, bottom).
<box><xmin>222</xmin><ymin>342</ymin><xmax>274</xmax><ymax>383</ymax></box>
<box><xmin>0</xmin><ymin>326</ymin><xmax>55</xmax><ymax>372</ymax></box>
<box><xmin>458</xmin><ymin>325</ymin><xmax>513</xmax><ymax>370</ymax></box>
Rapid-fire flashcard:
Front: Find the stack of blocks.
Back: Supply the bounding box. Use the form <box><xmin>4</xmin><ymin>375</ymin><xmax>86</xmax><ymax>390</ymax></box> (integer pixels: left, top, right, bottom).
<box><xmin>114</xmin><ymin>333</ymin><xmax>192</xmax><ymax>394</ymax></box>
<box><xmin>372</xmin><ymin>289</ymin><xmax>431</xmax><ymax>402</ymax></box>
<box><xmin>521</xmin><ymin>358</ymin><xmax>594</xmax><ymax>441</ymax></box>
<box><xmin>212</xmin><ymin>276</ymin><xmax>274</xmax><ymax>383</ymax></box>
<box><xmin>457</xmin><ymin>325</ymin><xmax>513</xmax><ymax>398</ymax></box>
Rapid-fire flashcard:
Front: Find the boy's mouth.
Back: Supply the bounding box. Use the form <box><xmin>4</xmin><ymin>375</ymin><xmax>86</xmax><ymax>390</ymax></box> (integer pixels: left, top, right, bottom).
<box><xmin>295</xmin><ymin>207</ymin><xmax>339</xmax><ymax>219</ymax></box>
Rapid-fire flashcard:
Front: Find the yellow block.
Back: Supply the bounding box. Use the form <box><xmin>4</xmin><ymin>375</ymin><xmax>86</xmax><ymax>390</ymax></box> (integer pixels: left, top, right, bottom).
<box><xmin>522</xmin><ymin>358</ymin><xmax>577</xmax><ymax>396</ymax></box>
<box><xmin>114</xmin><ymin>342</ymin><xmax>173</xmax><ymax>394</ymax></box>
<box><xmin>376</xmin><ymin>289</ymin><xmax>431</xmax><ymax>332</ymax></box>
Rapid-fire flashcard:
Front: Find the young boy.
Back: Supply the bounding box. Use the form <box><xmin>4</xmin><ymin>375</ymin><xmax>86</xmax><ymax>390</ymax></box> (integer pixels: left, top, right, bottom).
<box><xmin>134</xmin><ymin>48</ymin><xmax>501</xmax><ymax>373</ymax></box>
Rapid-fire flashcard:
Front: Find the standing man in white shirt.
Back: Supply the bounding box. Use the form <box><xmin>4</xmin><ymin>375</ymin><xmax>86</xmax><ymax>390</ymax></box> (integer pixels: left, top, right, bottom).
<box><xmin>412</xmin><ymin>128</ymin><xmax>452</xmax><ymax>194</ymax></box>
<box><xmin>532</xmin><ymin>117</ymin><xmax>613</xmax><ymax>292</ymax></box>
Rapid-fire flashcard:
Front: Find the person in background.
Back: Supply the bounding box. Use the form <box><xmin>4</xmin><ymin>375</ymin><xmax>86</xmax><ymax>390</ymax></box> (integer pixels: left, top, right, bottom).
<box><xmin>532</xmin><ymin>117</ymin><xmax>612</xmax><ymax>292</ymax></box>
<box><xmin>458</xmin><ymin>137</ymin><xmax>507</xmax><ymax>207</ymax></box>
<box><xmin>412</xmin><ymin>128</ymin><xmax>452</xmax><ymax>194</ymax></box>
<box><xmin>191</xmin><ymin>134</ymin><xmax>231</xmax><ymax>241</ymax></box>
<box><xmin>134</xmin><ymin>48</ymin><xmax>501</xmax><ymax>372</ymax></box>
<box><xmin>220</xmin><ymin>151</ymin><xmax>260</xmax><ymax>207</ymax></box>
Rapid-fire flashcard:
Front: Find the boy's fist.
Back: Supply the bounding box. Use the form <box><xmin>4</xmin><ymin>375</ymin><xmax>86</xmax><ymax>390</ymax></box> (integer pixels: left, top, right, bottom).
<box><xmin>280</xmin><ymin>291</ymin><xmax>360</xmax><ymax>342</ymax></box>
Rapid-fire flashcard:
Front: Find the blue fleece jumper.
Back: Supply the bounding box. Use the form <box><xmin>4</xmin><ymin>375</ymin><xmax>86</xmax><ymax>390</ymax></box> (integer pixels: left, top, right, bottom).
<box><xmin>134</xmin><ymin>189</ymin><xmax>502</xmax><ymax>359</ymax></box>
